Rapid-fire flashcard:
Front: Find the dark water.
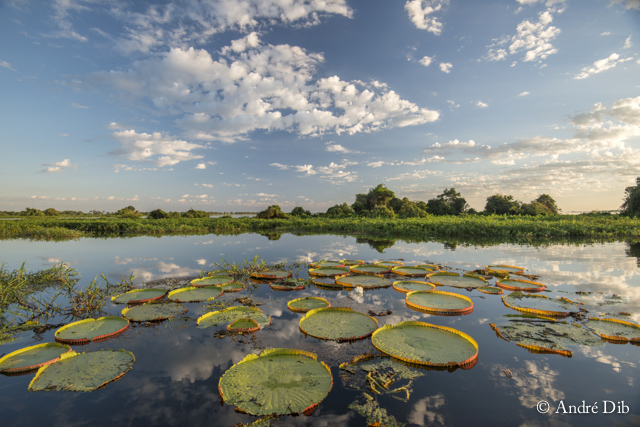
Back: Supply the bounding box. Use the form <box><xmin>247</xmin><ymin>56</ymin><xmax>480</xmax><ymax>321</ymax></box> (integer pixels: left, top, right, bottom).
<box><xmin>1</xmin><ymin>233</ymin><xmax>639</xmax><ymax>426</ymax></box>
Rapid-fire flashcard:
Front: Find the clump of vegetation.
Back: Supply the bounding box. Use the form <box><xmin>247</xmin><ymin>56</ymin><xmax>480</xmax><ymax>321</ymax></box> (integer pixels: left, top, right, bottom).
<box><xmin>256</xmin><ymin>205</ymin><xmax>290</xmax><ymax>219</ymax></box>
<box><xmin>290</xmin><ymin>206</ymin><xmax>312</xmax><ymax>217</ymax></box>
<box><xmin>483</xmin><ymin>193</ymin><xmax>559</xmax><ymax>216</ymax></box>
<box><xmin>621</xmin><ymin>177</ymin><xmax>640</xmax><ymax>217</ymax></box>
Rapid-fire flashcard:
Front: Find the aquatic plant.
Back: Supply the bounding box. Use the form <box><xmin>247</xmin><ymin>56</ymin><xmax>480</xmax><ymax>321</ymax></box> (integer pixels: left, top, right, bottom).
<box><xmin>392</xmin><ymin>280</ymin><xmax>436</xmax><ymax>293</ymax></box>
<box><xmin>335</xmin><ymin>275</ymin><xmax>394</xmax><ymax>289</ymax></box>
<box><xmin>406</xmin><ymin>290</ymin><xmax>473</xmax><ymax>315</ymax></box>
<box><xmin>299</xmin><ymin>307</ymin><xmax>378</xmax><ymax>341</ymax></box>
<box><xmin>55</xmin><ymin>316</ymin><xmax>129</xmax><ymax>344</ymax></box>
<box><xmin>496</xmin><ymin>278</ymin><xmax>545</xmax><ymax>292</ymax></box>
<box><xmin>122</xmin><ymin>302</ymin><xmax>188</xmax><ymax>322</ymax></box>
<box><xmin>502</xmin><ymin>292</ymin><xmax>576</xmax><ymax>317</ymax></box>
<box><xmin>111</xmin><ymin>288</ymin><xmax>166</xmax><ymax>304</ymax></box>
<box><xmin>426</xmin><ymin>272</ymin><xmax>487</xmax><ymax>289</ymax></box>
<box><xmin>287</xmin><ymin>297</ymin><xmax>330</xmax><ymax>313</ymax></box>
<box><xmin>584</xmin><ymin>318</ymin><xmax>640</xmax><ymax>343</ymax></box>
<box><xmin>0</xmin><ymin>343</ymin><xmax>72</xmax><ymax>374</ymax></box>
<box><xmin>197</xmin><ymin>306</ymin><xmax>270</xmax><ymax>330</ymax></box>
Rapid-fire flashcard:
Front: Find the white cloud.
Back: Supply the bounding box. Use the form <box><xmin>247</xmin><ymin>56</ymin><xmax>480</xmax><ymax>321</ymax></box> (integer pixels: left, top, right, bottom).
<box><xmin>419</xmin><ymin>55</ymin><xmax>433</xmax><ymax>67</ymax></box>
<box><xmin>574</xmin><ymin>53</ymin><xmax>633</xmax><ymax>80</ymax></box>
<box><xmin>325</xmin><ymin>143</ymin><xmax>354</xmax><ymax>153</ymax></box>
<box><xmin>40</xmin><ymin>158</ymin><xmax>76</xmax><ymax>173</ymax></box>
<box><xmin>516</xmin><ymin>0</ymin><xmax>567</xmax><ymax>13</ymax></box>
<box><xmin>96</xmin><ymin>34</ymin><xmax>438</xmax><ymax>142</ymax></box>
<box><xmin>270</xmin><ymin>159</ymin><xmax>357</xmax><ymax>183</ymax></box>
<box><xmin>611</xmin><ymin>0</ymin><xmax>640</xmax><ymax>10</ymax></box>
<box><xmin>477</xmin><ymin>101</ymin><xmax>488</xmax><ymax>108</ymax></box>
<box><xmin>111</xmin><ymin>129</ymin><xmax>205</xmax><ymax>167</ymax></box>
<box><xmin>405</xmin><ymin>0</ymin><xmax>448</xmax><ymax>35</ymax></box>
<box><xmin>194</xmin><ymin>163</ymin><xmax>207</xmax><ymax>169</ymax></box>
<box><xmin>439</xmin><ymin>62</ymin><xmax>452</xmax><ymax>73</ymax></box>
<box><xmin>0</xmin><ymin>60</ymin><xmax>15</xmax><ymax>71</ymax></box>
<box><xmin>519</xmin><ymin>91</ymin><xmax>530</xmax><ymax>96</ymax></box>
<box><xmin>367</xmin><ymin>161</ymin><xmax>386</xmax><ymax>168</ymax></box>
<box><xmin>623</xmin><ymin>36</ymin><xmax>632</xmax><ymax>49</ymax></box>
<box><xmin>600</xmin><ymin>31</ymin><xmax>611</xmax><ymax>36</ymax></box>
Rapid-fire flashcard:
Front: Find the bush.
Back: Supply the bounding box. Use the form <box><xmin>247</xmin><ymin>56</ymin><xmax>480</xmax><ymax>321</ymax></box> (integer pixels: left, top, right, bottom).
<box><xmin>621</xmin><ymin>177</ymin><xmax>640</xmax><ymax>217</ymax></box>
<box><xmin>256</xmin><ymin>205</ymin><xmax>290</xmax><ymax>219</ymax></box>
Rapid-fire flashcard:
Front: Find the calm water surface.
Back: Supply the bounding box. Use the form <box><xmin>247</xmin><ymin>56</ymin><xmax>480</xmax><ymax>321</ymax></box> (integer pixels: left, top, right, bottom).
<box><xmin>1</xmin><ymin>233</ymin><xmax>639</xmax><ymax>426</ymax></box>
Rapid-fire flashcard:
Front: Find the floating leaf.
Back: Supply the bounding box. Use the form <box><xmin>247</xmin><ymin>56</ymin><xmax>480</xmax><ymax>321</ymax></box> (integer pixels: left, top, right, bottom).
<box><xmin>167</xmin><ymin>286</ymin><xmax>223</xmax><ymax>303</ymax></box>
<box><xmin>371</xmin><ymin>321</ymin><xmax>478</xmax><ymax>367</ymax></box>
<box><xmin>336</xmin><ymin>275</ymin><xmax>394</xmax><ymax>289</ymax></box>
<box><xmin>250</xmin><ymin>270</ymin><xmax>292</xmax><ymax>280</ymax></box>
<box><xmin>391</xmin><ymin>266</ymin><xmax>433</xmax><ymax>277</ymax></box>
<box><xmin>417</xmin><ymin>264</ymin><xmax>440</xmax><ymax>272</ymax></box>
<box><xmin>197</xmin><ymin>306</ymin><xmax>270</xmax><ymax>330</ymax></box>
<box><xmin>209</xmin><ymin>270</ymin><xmax>233</xmax><ymax>276</ymax></box>
<box><xmin>426</xmin><ymin>272</ymin><xmax>487</xmax><ymax>289</ymax></box>
<box><xmin>496</xmin><ymin>278</ymin><xmax>545</xmax><ymax>292</ymax></box>
<box><xmin>191</xmin><ymin>276</ymin><xmax>234</xmax><ymax>287</ymax></box>
<box><xmin>308</xmin><ymin>267</ymin><xmax>350</xmax><ymax>277</ymax></box>
<box><xmin>375</xmin><ymin>261</ymin><xmax>404</xmax><ymax>268</ymax></box>
<box><xmin>349</xmin><ymin>398</ymin><xmax>405</xmax><ymax>427</ymax></box>
<box><xmin>486</xmin><ymin>264</ymin><xmax>524</xmax><ymax>274</ymax></box>
<box><xmin>111</xmin><ymin>288</ymin><xmax>166</xmax><ymax>304</ymax></box>
<box><xmin>341</xmin><ymin>259</ymin><xmax>365</xmax><ymax>266</ymax></box>
<box><xmin>478</xmin><ymin>286</ymin><xmax>504</xmax><ymax>295</ymax></box>
<box><xmin>502</xmin><ymin>292</ymin><xmax>576</xmax><ymax>317</ymax></box>
<box><xmin>219</xmin><ymin>282</ymin><xmax>245</xmax><ymax>293</ymax></box>
<box><xmin>0</xmin><ymin>343</ymin><xmax>72</xmax><ymax>374</ymax></box>
<box><xmin>287</xmin><ymin>297</ymin><xmax>330</xmax><ymax>313</ymax></box>
<box><xmin>392</xmin><ymin>280</ymin><xmax>436</xmax><ymax>294</ymax></box>
<box><xmin>584</xmin><ymin>318</ymin><xmax>640</xmax><ymax>343</ymax></box>
<box><xmin>28</xmin><ymin>349</ymin><xmax>135</xmax><ymax>392</ymax></box>
<box><xmin>55</xmin><ymin>316</ymin><xmax>129</xmax><ymax>344</ymax></box>
<box><xmin>311</xmin><ymin>276</ymin><xmax>343</xmax><ymax>289</ymax></box>
<box><xmin>309</xmin><ymin>260</ymin><xmax>345</xmax><ymax>268</ymax></box>
<box><xmin>218</xmin><ymin>348</ymin><xmax>333</xmax><ymax>416</ymax></box>
<box><xmin>299</xmin><ymin>307</ymin><xmax>378</xmax><ymax>341</ymax></box>
<box><xmin>350</xmin><ymin>265</ymin><xmax>391</xmax><ymax>275</ymax></box>
<box><xmin>406</xmin><ymin>291</ymin><xmax>473</xmax><ymax>315</ymax></box>
<box><xmin>227</xmin><ymin>318</ymin><xmax>260</xmax><ymax>333</ymax></box>
<box><xmin>270</xmin><ymin>278</ymin><xmax>306</xmax><ymax>291</ymax></box>
<box><xmin>122</xmin><ymin>302</ymin><xmax>188</xmax><ymax>322</ymax></box>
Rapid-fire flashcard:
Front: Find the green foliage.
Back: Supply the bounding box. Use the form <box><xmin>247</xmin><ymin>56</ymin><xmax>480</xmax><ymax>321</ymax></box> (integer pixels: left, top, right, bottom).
<box><xmin>290</xmin><ymin>206</ymin><xmax>311</xmax><ymax>216</ymax></box>
<box><xmin>182</xmin><ymin>208</ymin><xmax>209</xmax><ymax>218</ymax></box>
<box><xmin>326</xmin><ymin>202</ymin><xmax>354</xmax><ymax>217</ymax></box>
<box><xmin>426</xmin><ymin>188</ymin><xmax>469</xmax><ymax>215</ymax></box>
<box><xmin>43</xmin><ymin>208</ymin><xmax>59</xmax><ymax>216</ymax></box>
<box><xmin>352</xmin><ymin>184</ymin><xmax>396</xmax><ymax>214</ymax></box>
<box><xmin>534</xmin><ymin>194</ymin><xmax>560</xmax><ymax>214</ymax></box>
<box><xmin>148</xmin><ymin>209</ymin><xmax>170</xmax><ymax>219</ymax></box>
<box><xmin>484</xmin><ymin>194</ymin><xmax>522</xmax><ymax>215</ymax></box>
<box><xmin>22</xmin><ymin>207</ymin><xmax>44</xmax><ymax>217</ymax></box>
<box><xmin>621</xmin><ymin>177</ymin><xmax>640</xmax><ymax>217</ymax></box>
<box><xmin>115</xmin><ymin>205</ymin><xmax>141</xmax><ymax>218</ymax></box>
<box><xmin>521</xmin><ymin>201</ymin><xmax>553</xmax><ymax>216</ymax></box>
<box><xmin>256</xmin><ymin>205</ymin><xmax>290</xmax><ymax>219</ymax></box>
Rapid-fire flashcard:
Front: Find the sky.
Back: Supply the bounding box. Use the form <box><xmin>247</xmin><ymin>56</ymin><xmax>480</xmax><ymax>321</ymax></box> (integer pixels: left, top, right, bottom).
<box><xmin>0</xmin><ymin>0</ymin><xmax>639</xmax><ymax>213</ymax></box>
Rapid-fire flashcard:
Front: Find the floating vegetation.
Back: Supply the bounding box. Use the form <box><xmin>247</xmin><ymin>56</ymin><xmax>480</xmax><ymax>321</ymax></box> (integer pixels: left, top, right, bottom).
<box><xmin>341</xmin><ymin>259</ymin><xmax>365</xmax><ymax>266</ymax></box>
<box><xmin>489</xmin><ymin>316</ymin><xmax>604</xmax><ymax>357</ymax></box>
<box><xmin>167</xmin><ymin>286</ymin><xmax>223</xmax><ymax>303</ymax></box>
<box><xmin>502</xmin><ymin>292</ymin><xmax>576</xmax><ymax>317</ymax></box>
<box><xmin>122</xmin><ymin>302</ymin><xmax>188</xmax><ymax>322</ymax></box>
<box><xmin>0</xmin><ymin>343</ymin><xmax>72</xmax><ymax>374</ymax></box>
<box><xmin>406</xmin><ymin>290</ymin><xmax>473</xmax><ymax>315</ymax></box>
<box><xmin>584</xmin><ymin>318</ymin><xmax>640</xmax><ymax>343</ymax></box>
<box><xmin>311</xmin><ymin>276</ymin><xmax>343</xmax><ymax>289</ymax></box>
<box><xmin>349</xmin><ymin>265</ymin><xmax>390</xmax><ymax>275</ymax></box>
<box><xmin>299</xmin><ymin>307</ymin><xmax>378</xmax><ymax>341</ymax></box>
<box><xmin>417</xmin><ymin>264</ymin><xmax>440</xmax><ymax>271</ymax></box>
<box><xmin>348</xmin><ymin>398</ymin><xmax>405</xmax><ymax>427</ymax></box>
<box><xmin>227</xmin><ymin>318</ymin><xmax>260</xmax><ymax>333</ymax></box>
<box><xmin>28</xmin><ymin>349</ymin><xmax>135</xmax><ymax>392</ymax></box>
<box><xmin>375</xmin><ymin>260</ymin><xmax>404</xmax><ymax>268</ymax></box>
<box><xmin>197</xmin><ymin>306</ymin><xmax>270</xmax><ymax>330</ymax></box>
<box><xmin>308</xmin><ymin>267</ymin><xmax>350</xmax><ymax>277</ymax></box>
<box><xmin>209</xmin><ymin>270</ymin><xmax>233</xmax><ymax>276</ymax></box>
<box><xmin>479</xmin><ymin>286</ymin><xmax>504</xmax><ymax>295</ymax></box>
<box><xmin>335</xmin><ymin>275</ymin><xmax>394</xmax><ymax>289</ymax></box>
<box><xmin>371</xmin><ymin>321</ymin><xmax>478</xmax><ymax>367</ymax></box>
<box><xmin>270</xmin><ymin>278</ymin><xmax>306</xmax><ymax>291</ymax></box>
<box><xmin>219</xmin><ymin>282</ymin><xmax>245</xmax><ymax>293</ymax></box>
<box><xmin>111</xmin><ymin>288</ymin><xmax>166</xmax><ymax>304</ymax></box>
<box><xmin>191</xmin><ymin>276</ymin><xmax>234</xmax><ymax>287</ymax></box>
<box><xmin>55</xmin><ymin>316</ymin><xmax>129</xmax><ymax>344</ymax></box>
<box><xmin>487</xmin><ymin>265</ymin><xmax>524</xmax><ymax>275</ymax></box>
<box><xmin>218</xmin><ymin>348</ymin><xmax>333</xmax><ymax>416</ymax></box>
<box><xmin>391</xmin><ymin>266</ymin><xmax>433</xmax><ymax>277</ymax></box>
<box><xmin>496</xmin><ymin>278</ymin><xmax>545</xmax><ymax>292</ymax></box>
<box><xmin>426</xmin><ymin>272</ymin><xmax>487</xmax><ymax>289</ymax></box>
<box><xmin>287</xmin><ymin>297</ymin><xmax>330</xmax><ymax>313</ymax></box>
<box><xmin>309</xmin><ymin>261</ymin><xmax>345</xmax><ymax>268</ymax></box>
<box><xmin>249</xmin><ymin>270</ymin><xmax>292</xmax><ymax>280</ymax></box>
<box><xmin>392</xmin><ymin>280</ymin><xmax>436</xmax><ymax>294</ymax></box>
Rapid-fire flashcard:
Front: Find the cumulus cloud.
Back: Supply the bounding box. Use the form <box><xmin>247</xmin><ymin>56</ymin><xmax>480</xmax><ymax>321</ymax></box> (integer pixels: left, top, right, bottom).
<box><xmin>405</xmin><ymin>0</ymin><xmax>448</xmax><ymax>35</ymax></box>
<box><xmin>574</xmin><ymin>53</ymin><xmax>633</xmax><ymax>80</ymax></box>
<box><xmin>40</xmin><ymin>158</ymin><xmax>76</xmax><ymax>173</ymax></box>
<box><xmin>270</xmin><ymin>159</ymin><xmax>357</xmax><ymax>183</ymax></box>
<box><xmin>623</xmin><ymin>36</ymin><xmax>632</xmax><ymax>49</ymax></box>
<box><xmin>326</xmin><ymin>143</ymin><xmax>356</xmax><ymax>153</ymax></box>
<box><xmin>477</xmin><ymin>101</ymin><xmax>488</xmax><ymax>108</ymax></box>
<box><xmin>611</xmin><ymin>0</ymin><xmax>640</xmax><ymax>10</ymax></box>
<box><xmin>439</xmin><ymin>62</ymin><xmax>452</xmax><ymax>73</ymax></box>
<box><xmin>519</xmin><ymin>91</ymin><xmax>530</xmax><ymax>96</ymax></box>
<box><xmin>111</xmin><ymin>129</ymin><xmax>205</xmax><ymax>167</ymax></box>
<box><xmin>419</xmin><ymin>55</ymin><xmax>433</xmax><ymax>67</ymax></box>
<box><xmin>96</xmin><ymin>33</ymin><xmax>438</xmax><ymax>142</ymax></box>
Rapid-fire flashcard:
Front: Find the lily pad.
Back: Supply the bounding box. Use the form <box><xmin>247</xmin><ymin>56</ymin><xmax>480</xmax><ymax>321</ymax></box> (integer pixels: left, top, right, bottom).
<box><xmin>55</xmin><ymin>316</ymin><xmax>130</xmax><ymax>344</ymax></box>
<box><xmin>496</xmin><ymin>278</ymin><xmax>545</xmax><ymax>292</ymax></box>
<box><xmin>111</xmin><ymin>288</ymin><xmax>166</xmax><ymax>304</ymax></box>
<box><xmin>585</xmin><ymin>318</ymin><xmax>640</xmax><ymax>343</ymax></box>
<box><xmin>309</xmin><ymin>260</ymin><xmax>345</xmax><ymax>268</ymax></box>
<box><xmin>250</xmin><ymin>270</ymin><xmax>292</xmax><ymax>280</ymax></box>
<box><xmin>308</xmin><ymin>267</ymin><xmax>350</xmax><ymax>277</ymax></box>
<box><xmin>219</xmin><ymin>282</ymin><xmax>245</xmax><ymax>293</ymax></box>
<box><xmin>218</xmin><ymin>348</ymin><xmax>333</xmax><ymax>416</ymax></box>
<box><xmin>167</xmin><ymin>286</ymin><xmax>223</xmax><ymax>303</ymax></box>
<box><xmin>312</xmin><ymin>276</ymin><xmax>343</xmax><ymax>289</ymax></box>
<box><xmin>191</xmin><ymin>276</ymin><xmax>234</xmax><ymax>287</ymax></box>
<box><xmin>486</xmin><ymin>264</ymin><xmax>524</xmax><ymax>274</ymax></box>
<box><xmin>227</xmin><ymin>318</ymin><xmax>260</xmax><ymax>333</ymax></box>
<box><xmin>350</xmin><ymin>265</ymin><xmax>391</xmax><ymax>275</ymax></box>
<box><xmin>406</xmin><ymin>290</ymin><xmax>473</xmax><ymax>315</ymax></box>
<box><xmin>0</xmin><ymin>343</ymin><xmax>72</xmax><ymax>374</ymax></box>
<box><xmin>341</xmin><ymin>259</ymin><xmax>365</xmax><ymax>266</ymax></box>
<box><xmin>426</xmin><ymin>272</ymin><xmax>487</xmax><ymax>289</ymax></box>
<box><xmin>392</xmin><ymin>280</ymin><xmax>436</xmax><ymax>294</ymax></box>
<box><xmin>270</xmin><ymin>278</ymin><xmax>306</xmax><ymax>291</ymax></box>
<box><xmin>28</xmin><ymin>349</ymin><xmax>135</xmax><ymax>392</ymax></box>
<box><xmin>478</xmin><ymin>286</ymin><xmax>504</xmax><ymax>295</ymax></box>
<box><xmin>335</xmin><ymin>275</ymin><xmax>394</xmax><ymax>289</ymax></box>
<box><xmin>502</xmin><ymin>292</ymin><xmax>576</xmax><ymax>317</ymax></box>
<box><xmin>299</xmin><ymin>307</ymin><xmax>378</xmax><ymax>341</ymax></box>
<box><xmin>391</xmin><ymin>266</ymin><xmax>433</xmax><ymax>277</ymax></box>
<box><xmin>197</xmin><ymin>306</ymin><xmax>270</xmax><ymax>330</ymax></box>
<box><xmin>122</xmin><ymin>302</ymin><xmax>188</xmax><ymax>322</ymax></box>
<box><xmin>287</xmin><ymin>297</ymin><xmax>330</xmax><ymax>313</ymax></box>
<box><xmin>375</xmin><ymin>260</ymin><xmax>404</xmax><ymax>267</ymax></box>
<box><xmin>417</xmin><ymin>264</ymin><xmax>440</xmax><ymax>271</ymax></box>
<box><xmin>371</xmin><ymin>321</ymin><xmax>478</xmax><ymax>367</ymax></box>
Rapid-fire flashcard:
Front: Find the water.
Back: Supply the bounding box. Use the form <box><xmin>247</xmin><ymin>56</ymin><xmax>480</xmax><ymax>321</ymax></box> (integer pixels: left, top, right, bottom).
<box><xmin>1</xmin><ymin>233</ymin><xmax>639</xmax><ymax>426</ymax></box>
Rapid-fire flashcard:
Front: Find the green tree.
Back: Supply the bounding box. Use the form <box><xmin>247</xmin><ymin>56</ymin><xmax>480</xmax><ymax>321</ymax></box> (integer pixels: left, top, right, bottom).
<box><xmin>621</xmin><ymin>177</ymin><xmax>640</xmax><ymax>217</ymax></box>
<box><xmin>326</xmin><ymin>203</ymin><xmax>354</xmax><ymax>217</ymax></box>
<box><xmin>484</xmin><ymin>194</ymin><xmax>521</xmax><ymax>215</ymax></box>
<box><xmin>290</xmin><ymin>206</ymin><xmax>311</xmax><ymax>216</ymax></box>
<box><xmin>521</xmin><ymin>201</ymin><xmax>553</xmax><ymax>216</ymax></box>
<box><xmin>182</xmin><ymin>208</ymin><xmax>209</xmax><ymax>218</ymax></box>
<box><xmin>256</xmin><ymin>205</ymin><xmax>290</xmax><ymax>219</ymax></box>
<box><xmin>426</xmin><ymin>188</ymin><xmax>469</xmax><ymax>215</ymax></box>
<box><xmin>43</xmin><ymin>208</ymin><xmax>59</xmax><ymax>216</ymax></box>
<box><xmin>351</xmin><ymin>184</ymin><xmax>396</xmax><ymax>214</ymax></box>
<box><xmin>148</xmin><ymin>209</ymin><xmax>170</xmax><ymax>219</ymax></box>
<box><xmin>115</xmin><ymin>206</ymin><xmax>141</xmax><ymax>218</ymax></box>
<box><xmin>534</xmin><ymin>194</ymin><xmax>560</xmax><ymax>215</ymax></box>
<box><xmin>22</xmin><ymin>207</ymin><xmax>44</xmax><ymax>216</ymax></box>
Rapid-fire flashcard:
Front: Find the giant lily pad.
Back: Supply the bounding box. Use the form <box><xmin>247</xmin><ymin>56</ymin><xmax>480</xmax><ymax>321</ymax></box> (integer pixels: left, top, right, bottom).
<box><xmin>406</xmin><ymin>290</ymin><xmax>473</xmax><ymax>315</ymax></box>
<box><xmin>335</xmin><ymin>275</ymin><xmax>394</xmax><ymax>289</ymax></box>
<box><xmin>270</xmin><ymin>278</ymin><xmax>306</xmax><ymax>291</ymax></box>
<box><xmin>417</xmin><ymin>264</ymin><xmax>440</xmax><ymax>272</ymax></box>
<box><xmin>287</xmin><ymin>297</ymin><xmax>330</xmax><ymax>313</ymax></box>
<box><xmin>167</xmin><ymin>286</ymin><xmax>223</xmax><ymax>303</ymax></box>
<box><xmin>312</xmin><ymin>276</ymin><xmax>343</xmax><ymax>289</ymax></box>
<box><xmin>486</xmin><ymin>264</ymin><xmax>524</xmax><ymax>274</ymax></box>
<box><xmin>502</xmin><ymin>292</ymin><xmax>576</xmax><ymax>317</ymax></box>
<box><xmin>28</xmin><ymin>349</ymin><xmax>135</xmax><ymax>392</ymax></box>
<box><xmin>55</xmin><ymin>316</ymin><xmax>129</xmax><ymax>344</ymax></box>
<box><xmin>309</xmin><ymin>260</ymin><xmax>345</xmax><ymax>268</ymax></box>
<box><xmin>122</xmin><ymin>302</ymin><xmax>188</xmax><ymax>322</ymax></box>
<box><xmin>349</xmin><ymin>265</ymin><xmax>390</xmax><ymax>275</ymax></box>
<box><xmin>191</xmin><ymin>276</ymin><xmax>234</xmax><ymax>287</ymax></box>
<box><xmin>392</xmin><ymin>280</ymin><xmax>436</xmax><ymax>294</ymax></box>
<box><xmin>426</xmin><ymin>272</ymin><xmax>487</xmax><ymax>289</ymax></box>
<box><xmin>375</xmin><ymin>260</ymin><xmax>404</xmax><ymax>268</ymax></box>
<box><xmin>250</xmin><ymin>270</ymin><xmax>292</xmax><ymax>280</ymax></box>
<box><xmin>197</xmin><ymin>306</ymin><xmax>270</xmax><ymax>329</ymax></box>
<box><xmin>299</xmin><ymin>307</ymin><xmax>378</xmax><ymax>341</ymax></box>
<box><xmin>219</xmin><ymin>282</ymin><xmax>245</xmax><ymax>293</ymax></box>
<box><xmin>585</xmin><ymin>318</ymin><xmax>640</xmax><ymax>343</ymax></box>
<box><xmin>308</xmin><ymin>267</ymin><xmax>350</xmax><ymax>277</ymax></box>
<box><xmin>478</xmin><ymin>286</ymin><xmax>503</xmax><ymax>295</ymax></box>
<box><xmin>496</xmin><ymin>278</ymin><xmax>545</xmax><ymax>292</ymax></box>
<box><xmin>341</xmin><ymin>259</ymin><xmax>365</xmax><ymax>266</ymax></box>
<box><xmin>111</xmin><ymin>288</ymin><xmax>166</xmax><ymax>304</ymax></box>
<box><xmin>391</xmin><ymin>266</ymin><xmax>433</xmax><ymax>277</ymax></box>
<box><xmin>227</xmin><ymin>318</ymin><xmax>260</xmax><ymax>333</ymax></box>
<box><xmin>371</xmin><ymin>321</ymin><xmax>478</xmax><ymax>367</ymax></box>
<box><xmin>218</xmin><ymin>348</ymin><xmax>333</xmax><ymax>416</ymax></box>
<box><xmin>0</xmin><ymin>343</ymin><xmax>72</xmax><ymax>374</ymax></box>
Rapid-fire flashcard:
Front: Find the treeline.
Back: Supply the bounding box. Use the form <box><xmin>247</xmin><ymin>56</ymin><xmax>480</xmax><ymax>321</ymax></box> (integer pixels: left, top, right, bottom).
<box><xmin>0</xmin><ymin>206</ymin><xmax>243</xmax><ymax>218</ymax></box>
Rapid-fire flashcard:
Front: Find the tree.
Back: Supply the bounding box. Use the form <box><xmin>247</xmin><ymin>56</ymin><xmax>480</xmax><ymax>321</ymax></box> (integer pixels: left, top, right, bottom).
<box><xmin>182</xmin><ymin>208</ymin><xmax>208</xmax><ymax>218</ymax></box>
<box><xmin>148</xmin><ymin>209</ymin><xmax>170</xmax><ymax>219</ymax></box>
<box><xmin>621</xmin><ymin>177</ymin><xmax>640</xmax><ymax>217</ymax></box>
<box><xmin>426</xmin><ymin>188</ymin><xmax>469</xmax><ymax>215</ymax></box>
<box><xmin>256</xmin><ymin>205</ymin><xmax>290</xmax><ymax>219</ymax></box>
<box><xmin>43</xmin><ymin>208</ymin><xmax>59</xmax><ymax>216</ymax></box>
<box><xmin>521</xmin><ymin>201</ymin><xmax>553</xmax><ymax>216</ymax></box>
<box><xmin>326</xmin><ymin>203</ymin><xmax>354</xmax><ymax>217</ymax></box>
<box><xmin>534</xmin><ymin>194</ymin><xmax>559</xmax><ymax>215</ymax></box>
<box><xmin>484</xmin><ymin>194</ymin><xmax>521</xmax><ymax>215</ymax></box>
<box><xmin>389</xmin><ymin>197</ymin><xmax>427</xmax><ymax>218</ymax></box>
<box><xmin>351</xmin><ymin>184</ymin><xmax>396</xmax><ymax>214</ymax></box>
<box><xmin>115</xmin><ymin>206</ymin><xmax>141</xmax><ymax>218</ymax></box>
<box><xmin>290</xmin><ymin>206</ymin><xmax>311</xmax><ymax>216</ymax></box>
<box><xmin>22</xmin><ymin>207</ymin><xmax>44</xmax><ymax>216</ymax></box>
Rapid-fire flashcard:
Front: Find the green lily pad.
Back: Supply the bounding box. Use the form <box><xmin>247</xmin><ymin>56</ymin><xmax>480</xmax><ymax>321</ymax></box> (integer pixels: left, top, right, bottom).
<box><xmin>308</xmin><ymin>267</ymin><xmax>351</xmax><ymax>277</ymax></box>
<box><xmin>375</xmin><ymin>260</ymin><xmax>404</xmax><ymax>267</ymax></box>
<box><xmin>585</xmin><ymin>318</ymin><xmax>640</xmax><ymax>343</ymax></box>
<box><xmin>250</xmin><ymin>270</ymin><xmax>292</xmax><ymax>280</ymax></box>
<box><xmin>502</xmin><ymin>292</ymin><xmax>576</xmax><ymax>317</ymax></box>
<box><xmin>122</xmin><ymin>302</ymin><xmax>188</xmax><ymax>322</ymax></box>
<box><xmin>191</xmin><ymin>276</ymin><xmax>234</xmax><ymax>287</ymax></box>
<box><xmin>391</xmin><ymin>266</ymin><xmax>433</xmax><ymax>277</ymax></box>
<box><xmin>299</xmin><ymin>307</ymin><xmax>378</xmax><ymax>341</ymax></box>
<box><xmin>406</xmin><ymin>290</ymin><xmax>473</xmax><ymax>315</ymax></box>
<box><xmin>167</xmin><ymin>286</ymin><xmax>223</xmax><ymax>302</ymax></box>
<box><xmin>197</xmin><ymin>306</ymin><xmax>270</xmax><ymax>330</ymax></box>
<box><xmin>371</xmin><ymin>321</ymin><xmax>478</xmax><ymax>367</ymax></box>
<box><xmin>341</xmin><ymin>259</ymin><xmax>365</xmax><ymax>266</ymax></box>
<box><xmin>496</xmin><ymin>278</ymin><xmax>545</xmax><ymax>292</ymax></box>
<box><xmin>0</xmin><ymin>343</ymin><xmax>72</xmax><ymax>374</ymax></box>
<box><xmin>219</xmin><ymin>282</ymin><xmax>245</xmax><ymax>293</ymax></box>
<box><xmin>426</xmin><ymin>272</ymin><xmax>487</xmax><ymax>289</ymax></box>
<box><xmin>336</xmin><ymin>275</ymin><xmax>394</xmax><ymax>289</ymax></box>
<box><xmin>417</xmin><ymin>264</ymin><xmax>440</xmax><ymax>271</ymax></box>
<box><xmin>478</xmin><ymin>286</ymin><xmax>504</xmax><ymax>295</ymax></box>
<box><xmin>28</xmin><ymin>349</ymin><xmax>135</xmax><ymax>392</ymax></box>
<box><xmin>393</xmin><ymin>280</ymin><xmax>436</xmax><ymax>294</ymax></box>
<box><xmin>487</xmin><ymin>264</ymin><xmax>524</xmax><ymax>274</ymax></box>
<box><xmin>218</xmin><ymin>348</ymin><xmax>333</xmax><ymax>416</ymax></box>
<box><xmin>287</xmin><ymin>297</ymin><xmax>330</xmax><ymax>313</ymax></box>
<box><xmin>312</xmin><ymin>277</ymin><xmax>343</xmax><ymax>289</ymax></box>
<box><xmin>349</xmin><ymin>265</ymin><xmax>391</xmax><ymax>275</ymax></box>
<box><xmin>227</xmin><ymin>318</ymin><xmax>260</xmax><ymax>333</ymax></box>
<box><xmin>270</xmin><ymin>278</ymin><xmax>306</xmax><ymax>291</ymax></box>
<box><xmin>55</xmin><ymin>316</ymin><xmax>130</xmax><ymax>344</ymax></box>
<box><xmin>111</xmin><ymin>288</ymin><xmax>166</xmax><ymax>304</ymax></box>
<box><xmin>309</xmin><ymin>260</ymin><xmax>345</xmax><ymax>268</ymax></box>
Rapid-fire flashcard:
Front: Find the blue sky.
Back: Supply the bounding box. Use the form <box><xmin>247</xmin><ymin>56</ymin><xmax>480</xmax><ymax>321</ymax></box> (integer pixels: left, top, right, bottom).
<box><xmin>1</xmin><ymin>0</ymin><xmax>639</xmax><ymax>213</ymax></box>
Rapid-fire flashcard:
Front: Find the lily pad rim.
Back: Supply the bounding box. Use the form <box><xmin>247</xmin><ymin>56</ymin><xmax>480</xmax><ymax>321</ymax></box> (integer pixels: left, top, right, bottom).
<box><xmin>406</xmin><ymin>290</ymin><xmax>474</xmax><ymax>314</ymax></box>
<box><xmin>0</xmin><ymin>343</ymin><xmax>73</xmax><ymax>374</ymax></box>
<box><xmin>299</xmin><ymin>307</ymin><xmax>379</xmax><ymax>341</ymax></box>
<box><xmin>54</xmin><ymin>316</ymin><xmax>130</xmax><ymax>344</ymax></box>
